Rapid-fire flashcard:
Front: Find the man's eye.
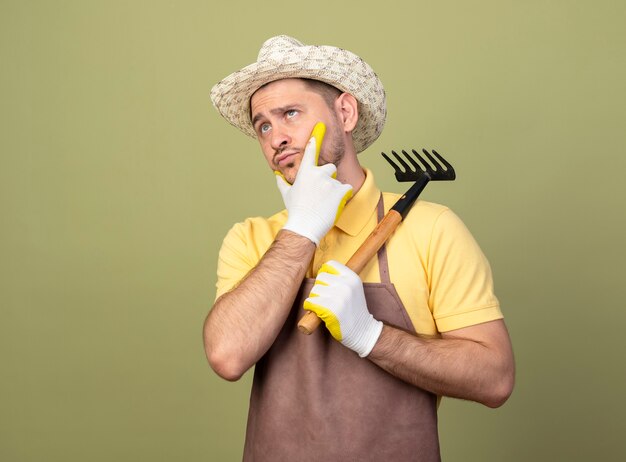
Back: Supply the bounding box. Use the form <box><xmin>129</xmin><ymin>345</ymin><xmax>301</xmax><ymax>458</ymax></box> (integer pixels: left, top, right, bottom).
<box><xmin>286</xmin><ymin>110</ymin><xmax>298</xmax><ymax>118</ymax></box>
<box><xmin>260</xmin><ymin>123</ymin><xmax>271</xmax><ymax>134</ymax></box>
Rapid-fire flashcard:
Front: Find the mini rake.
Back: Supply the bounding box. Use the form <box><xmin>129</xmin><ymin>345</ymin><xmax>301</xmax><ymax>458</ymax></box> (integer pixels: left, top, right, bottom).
<box><xmin>298</xmin><ymin>149</ymin><xmax>456</xmax><ymax>334</ymax></box>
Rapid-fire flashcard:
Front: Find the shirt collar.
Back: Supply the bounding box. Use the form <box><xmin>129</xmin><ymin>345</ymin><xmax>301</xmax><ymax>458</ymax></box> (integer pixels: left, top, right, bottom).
<box><xmin>335</xmin><ymin>168</ymin><xmax>381</xmax><ymax>236</ymax></box>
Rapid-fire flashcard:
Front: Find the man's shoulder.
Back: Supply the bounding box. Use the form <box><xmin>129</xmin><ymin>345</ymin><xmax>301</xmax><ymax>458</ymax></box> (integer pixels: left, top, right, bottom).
<box><xmin>380</xmin><ymin>192</ymin><xmax>471</xmax><ymax>247</ymax></box>
<box><xmin>238</xmin><ymin>208</ymin><xmax>288</xmax><ymax>230</ymax></box>
<box><xmin>224</xmin><ymin>209</ymin><xmax>288</xmax><ymax>243</ymax></box>
<box><xmin>381</xmin><ymin>191</ymin><xmax>451</xmax><ymax>221</ymax></box>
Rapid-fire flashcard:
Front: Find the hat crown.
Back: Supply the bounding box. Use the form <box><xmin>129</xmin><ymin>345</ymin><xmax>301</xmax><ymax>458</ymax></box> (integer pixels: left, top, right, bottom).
<box><xmin>257</xmin><ymin>35</ymin><xmax>304</xmax><ymax>62</ymax></box>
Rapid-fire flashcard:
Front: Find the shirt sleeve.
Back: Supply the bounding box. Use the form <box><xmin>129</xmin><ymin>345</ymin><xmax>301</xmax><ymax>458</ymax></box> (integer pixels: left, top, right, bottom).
<box><xmin>427</xmin><ymin>209</ymin><xmax>503</xmax><ymax>332</ymax></box>
<box><xmin>215</xmin><ymin>222</ymin><xmax>255</xmax><ymax>301</ymax></box>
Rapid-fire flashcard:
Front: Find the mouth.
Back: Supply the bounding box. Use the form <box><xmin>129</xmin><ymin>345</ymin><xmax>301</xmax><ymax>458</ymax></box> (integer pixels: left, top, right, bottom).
<box><xmin>274</xmin><ymin>150</ymin><xmax>300</xmax><ymax>168</ymax></box>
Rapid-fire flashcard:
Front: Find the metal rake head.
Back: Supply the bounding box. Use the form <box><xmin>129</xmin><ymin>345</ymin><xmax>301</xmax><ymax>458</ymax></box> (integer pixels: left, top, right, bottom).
<box><xmin>381</xmin><ymin>149</ymin><xmax>456</xmax><ymax>182</ymax></box>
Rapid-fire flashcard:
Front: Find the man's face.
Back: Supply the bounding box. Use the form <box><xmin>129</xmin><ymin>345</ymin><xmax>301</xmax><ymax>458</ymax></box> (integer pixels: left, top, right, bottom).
<box><xmin>250</xmin><ymin>79</ymin><xmax>345</xmax><ymax>184</ymax></box>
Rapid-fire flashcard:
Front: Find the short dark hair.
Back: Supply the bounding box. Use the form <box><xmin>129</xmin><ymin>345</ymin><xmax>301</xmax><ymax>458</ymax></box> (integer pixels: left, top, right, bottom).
<box><xmin>300</xmin><ymin>79</ymin><xmax>342</xmax><ymax>108</ymax></box>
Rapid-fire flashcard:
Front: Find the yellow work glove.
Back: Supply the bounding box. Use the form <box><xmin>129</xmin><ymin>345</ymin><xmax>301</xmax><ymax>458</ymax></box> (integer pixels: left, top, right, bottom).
<box><xmin>275</xmin><ymin>123</ymin><xmax>353</xmax><ymax>246</ymax></box>
<box><xmin>304</xmin><ymin>260</ymin><xmax>383</xmax><ymax>357</ymax></box>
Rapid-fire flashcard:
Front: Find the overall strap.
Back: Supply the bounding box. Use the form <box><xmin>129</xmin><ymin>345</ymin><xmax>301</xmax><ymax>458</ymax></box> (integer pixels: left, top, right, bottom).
<box><xmin>376</xmin><ymin>194</ymin><xmax>392</xmax><ymax>285</ymax></box>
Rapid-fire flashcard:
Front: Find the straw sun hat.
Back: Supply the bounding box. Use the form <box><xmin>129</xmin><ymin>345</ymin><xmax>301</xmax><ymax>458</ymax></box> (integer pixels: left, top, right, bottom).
<box><xmin>210</xmin><ymin>35</ymin><xmax>386</xmax><ymax>153</ymax></box>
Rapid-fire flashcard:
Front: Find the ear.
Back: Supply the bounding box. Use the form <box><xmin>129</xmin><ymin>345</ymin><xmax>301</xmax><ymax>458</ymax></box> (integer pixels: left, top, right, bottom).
<box><xmin>334</xmin><ymin>93</ymin><xmax>359</xmax><ymax>133</ymax></box>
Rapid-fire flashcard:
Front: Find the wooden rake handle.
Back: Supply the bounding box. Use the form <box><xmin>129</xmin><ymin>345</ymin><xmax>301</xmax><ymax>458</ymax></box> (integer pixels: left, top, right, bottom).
<box><xmin>297</xmin><ymin>209</ymin><xmax>403</xmax><ymax>334</ymax></box>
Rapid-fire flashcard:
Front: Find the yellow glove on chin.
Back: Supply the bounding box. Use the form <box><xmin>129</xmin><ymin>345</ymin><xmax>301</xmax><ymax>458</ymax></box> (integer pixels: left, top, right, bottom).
<box><xmin>275</xmin><ymin>123</ymin><xmax>353</xmax><ymax>246</ymax></box>
<box><xmin>304</xmin><ymin>260</ymin><xmax>383</xmax><ymax>357</ymax></box>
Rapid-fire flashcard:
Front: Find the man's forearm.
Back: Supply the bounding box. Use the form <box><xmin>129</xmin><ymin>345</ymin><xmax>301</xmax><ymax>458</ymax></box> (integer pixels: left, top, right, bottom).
<box><xmin>368</xmin><ymin>321</ymin><xmax>515</xmax><ymax>407</ymax></box>
<box><xmin>204</xmin><ymin>230</ymin><xmax>316</xmax><ymax>381</ymax></box>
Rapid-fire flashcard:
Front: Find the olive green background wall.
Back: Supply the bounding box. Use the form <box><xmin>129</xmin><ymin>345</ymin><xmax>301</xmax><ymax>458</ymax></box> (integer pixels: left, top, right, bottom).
<box><xmin>1</xmin><ymin>1</ymin><xmax>625</xmax><ymax>460</ymax></box>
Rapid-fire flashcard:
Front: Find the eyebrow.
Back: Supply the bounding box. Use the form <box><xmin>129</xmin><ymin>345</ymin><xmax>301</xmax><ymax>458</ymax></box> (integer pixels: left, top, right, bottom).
<box><xmin>251</xmin><ymin>105</ymin><xmax>302</xmax><ymax>129</ymax></box>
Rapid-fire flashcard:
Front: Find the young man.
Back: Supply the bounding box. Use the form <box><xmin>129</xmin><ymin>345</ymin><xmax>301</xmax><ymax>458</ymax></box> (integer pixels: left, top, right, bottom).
<box><xmin>205</xmin><ymin>35</ymin><xmax>515</xmax><ymax>461</ymax></box>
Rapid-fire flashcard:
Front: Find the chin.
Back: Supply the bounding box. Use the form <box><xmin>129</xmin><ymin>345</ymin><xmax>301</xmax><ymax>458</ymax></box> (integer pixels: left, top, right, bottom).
<box><xmin>282</xmin><ymin>162</ymin><xmax>299</xmax><ymax>184</ymax></box>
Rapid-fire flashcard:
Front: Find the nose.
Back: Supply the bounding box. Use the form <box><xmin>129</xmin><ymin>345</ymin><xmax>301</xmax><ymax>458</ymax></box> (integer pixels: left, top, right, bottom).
<box><xmin>269</xmin><ymin>125</ymin><xmax>291</xmax><ymax>151</ymax></box>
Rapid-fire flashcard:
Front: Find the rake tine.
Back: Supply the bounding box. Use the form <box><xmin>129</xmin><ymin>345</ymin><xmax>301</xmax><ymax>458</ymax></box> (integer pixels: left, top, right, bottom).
<box><xmin>391</xmin><ymin>150</ymin><xmax>411</xmax><ymax>173</ymax></box>
<box><xmin>420</xmin><ymin>149</ymin><xmax>440</xmax><ymax>172</ymax></box>
<box><xmin>431</xmin><ymin>149</ymin><xmax>454</xmax><ymax>173</ymax></box>
<box><xmin>382</xmin><ymin>147</ymin><xmax>455</xmax><ymax>181</ymax></box>
<box><xmin>401</xmin><ymin>150</ymin><xmax>425</xmax><ymax>173</ymax></box>
<box><xmin>381</xmin><ymin>152</ymin><xmax>402</xmax><ymax>174</ymax></box>
<box><xmin>411</xmin><ymin>149</ymin><xmax>434</xmax><ymax>173</ymax></box>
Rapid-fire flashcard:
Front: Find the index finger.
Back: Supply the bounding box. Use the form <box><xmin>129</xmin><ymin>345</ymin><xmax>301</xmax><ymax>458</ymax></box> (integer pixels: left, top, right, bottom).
<box><xmin>301</xmin><ymin>122</ymin><xmax>326</xmax><ymax>167</ymax></box>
